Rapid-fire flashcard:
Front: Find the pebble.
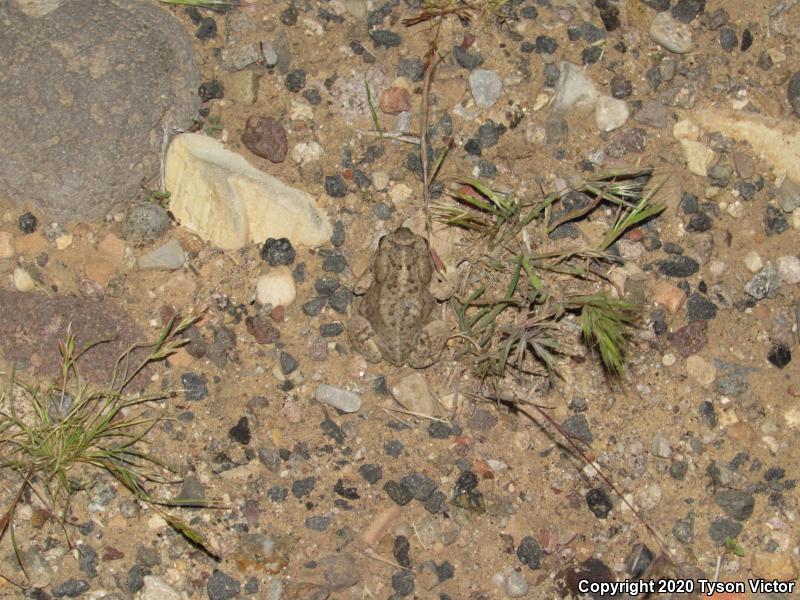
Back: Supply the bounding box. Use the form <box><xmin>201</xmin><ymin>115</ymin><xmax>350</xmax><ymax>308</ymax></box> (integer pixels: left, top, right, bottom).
<box><xmin>777</xmin><ymin>178</ymin><xmax>800</xmax><ymax>212</ymax></box>
<box><xmin>505</xmin><ymin>570</ymin><xmax>529</xmax><ymax>597</ymax></box>
<box><xmin>221</xmin><ymin>43</ymin><xmax>261</xmax><ymax>71</ymax></box>
<box><xmin>359</xmin><ymin>463</ymin><xmax>382</xmax><ymax>484</ymax></box>
<box><xmin>595</xmin><ymin>95</ymin><xmax>629</xmax><ymax>132</ymax></box>
<box><xmin>319</xmin><ymin>553</ymin><xmax>362</xmax><ymax>591</ymax></box>
<box><xmin>765</xmin><ymin>205</ymin><xmax>789</xmax><ymax>235</ymax></box>
<box><xmin>744</xmin><ymin>264</ymin><xmax>781</xmax><ymax>299</ymax></box>
<box><xmin>610</xmin><ymin>75</ymin><xmax>632</xmax><ymax>99</ymax></box>
<box><xmin>743</xmin><ymin>251</ymin><xmax>763</xmax><ymax>273</ymax></box>
<box><xmin>207</xmin><ymin>569</ymin><xmax>241</xmax><ymax>600</ymax></box>
<box><xmin>305</xmin><ymin>515</ymin><xmax>331</xmax><ymax>531</ymax></box>
<box><xmin>658</xmin><ymin>255</ymin><xmax>699</xmax><ymax>277</ymax></box>
<box><xmin>627</xmin><ymin>544</ymin><xmax>655</xmax><ymax>577</ymax></box>
<box><xmin>651</xmin><ymin>435</ymin><xmax>672</xmax><ymax>458</ymax></box>
<box><xmin>652</xmin><ymin>281</ymin><xmax>686</xmax><ymax>313</ymax></box>
<box><xmin>650</xmin><ymin>12</ymin><xmax>694</xmax><ymax>53</ymax></box>
<box><xmin>139</xmin><ymin>576</ymin><xmax>183</xmax><ymax>600</ymax></box>
<box><xmin>686</xmin><ymin>292</ymin><xmax>717</xmax><ymax>321</ymax></box>
<box><xmin>719</xmin><ymin>27</ymin><xmax>738</xmax><ymax>51</ymax></box>
<box><xmin>52</xmin><ymin>579</ymin><xmax>90</xmax><ymax>598</ymax></box>
<box><xmin>469</xmin><ymin>69</ymin><xmax>503</xmax><ymax>108</ymax></box>
<box><xmin>672</xmin><ymin>0</ymin><xmax>704</xmax><ymax>23</ymax></box>
<box><xmin>137</xmin><ymin>239</ymin><xmax>185</xmax><ymax>270</ymax></box>
<box><xmin>686</xmin><ymin>355</ymin><xmax>715</xmax><ymax>387</ymax></box>
<box><xmin>284</xmin><ymin>69</ymin><xmax>306</xmax><ymax>92</ymax></box>
<box><xmin>370</xmin><ymin>29</ymin><xmax>402</xmax><ymax>49</ymax></box>
<box><xmin>181</xmin><ymin>372</ymin><xmax>208</xmax><ymax>401</ymax></box>
<box><xmin>315</xmin><ymin>384</ymin><xmax>362</xmax><ymax>413</ymax></box>
<box><xmin>391</xmin><ymin>372</ymin><xmax>440</xmax><ymax>416</ymax></box>
<box><xmin>767</xmin><ymin>343</ymin><xmax>791</xmax><ymax>369</ymax></box>
<box><xmin>199</xmin><ymin>79</ymin><xmax>224</xmax><ymax>102</ymax></box>
<box><xmin>397</xmin><ymin>57</ymin><xmax>423</xmax><ymax>81</ymax></box>
<box><xmin>325</xmin><ymin>174</ymin><xmax>348</xmax><ymax>197</ymax></box>
<box><xmin>714</xmin><ymin>490</ymin><xmax>755</xmax><ymax>521</ymax></box>
<box><xmin>400</xmin><ymin>472</ymin><xmax>437</xmax><ymax>501</ymax></box>
<box><xmin>228</xmin><ymin>416</ymin><xmax>250</xmax><ymax>445</ymax></box>
<box><xmin>637</xmin><ymin>483</ymin><xmax>662</xmax><ymax>510</ymax></box>
<box><xmin>12</xmin><ymin>266</ymin><xmax>35</xmax><ymax>292</ymax></box>
<box><xmin>453</xmin><ymin>45</ymin><xmax>485</xmax><ymax>70</ymax></box>
<box><xmin>18</xmin><ymin>211</ymin><xmax>38</xmax><ymax>233</ymax></box>
<box><xmin>552</xmin><ymin>62</ymin><xmax>599</xmax><ymax>112</ymax></box>
<box><xmin>516</xmin><ymin>536</ymin><xmax>542</xmax><ymax>569</ymax></box>
<box><xmin>379</xmin><ymin>86</ymin><xmax>411</xmax><ymax>115</ymax></box>
<box><xmin>255</xmin><ymin>268</ymin><xmax>296</xmax><ymax>307</ymax></box>
<box><xmin>261</xmin><ymin>237</ymin><xmax>295</xmax><ymax>266</ymax></box>
<box><xmin>535</xmin><ymin>35</ymin><xmax>558</xmax><ymax>54</ymax></box>
<box><xmin>586</xmin><ymin>488</ymin><xmax>613</xmax><ymax>518</ymax></box>
<box><xmin>561</xmin><ymin>414</ymin><xmax>593</xmax><ymax>443</ymax></box>
<box><xmin>751</xmin><ymin>551</ymin><xmax>799</xmax><ymax>581</ymax></box>
<box><xmin>194</xmin><ymin>14</ymin><xmax>218</xmax><ymax>40</ymax></box>
<box><xmin>261</xmin><ymin>41</ymin><xmax>278</xmax><ymax>67</ymax></box>
<box><xmin>391</xmin><ymin>570</ymin><xmax>415</xmax><ymax>595</ymax></box>
<box><xmin>788</xmin><ymin>71</ymin><xmax>800</xmax><ymax>117</ymax></box>
<box><xmin>709</xmin><ymin>518</ymin><xmax>742</xmax><ymax>545</ymax></box>
<box><xmin>672</xmin><ymin>512</ymin><xmax>695</xmax><ymax>544</ymax></box>
<box><xmin>245</xmin><ymin>315</ymin><xmax>280</xmax><ymax>344</ymax></box>
<box><xmin>680</xmin><ymin>140</ymin><xmax>715</xmax><ymax>176</ymax></box>
<box><xmin>777</xmin><ymin>255</ymin><xmax>800</xmax><ymax>284</ymax></box>
<box><xmin>17</xmin><ymin>548</ymin><xmax>53</xmax><ymax>589</ymax></box>
<box><xmin>241</xmin><ymin>116</ymin><xmax>288</xmax><ymax>162</ymax></box>
<box><xmin>634</xmin><ymin>100</ymin><xmax>668</xmax><ymax>128</ymax></box>
<box><xmin>125</xmin><ymin>202</ymin><xmax>171</xmax><ymax>246</ymax></box>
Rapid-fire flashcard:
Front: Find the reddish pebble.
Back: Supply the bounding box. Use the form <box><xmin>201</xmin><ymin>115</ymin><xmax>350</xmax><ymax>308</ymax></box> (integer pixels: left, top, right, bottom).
<box><xmin>625</xmin><ymin>227</ymin><xmax>644</xmax><ymax>242</ymax></box>
<box><xmin>378</xmin><ymin>86</ymin><xmax>411</xmax><ymax>115</ymax></box>
<box><xmin>241</xmin><ymin>116</ymin><xmax>288</xmax><ymax>163</ymax></box>
<box><xmin>271</xmin><ymin>305</ymin><xmax>285</xmax><ymax>322</ymax></box>
<box><xmin>462</xmin><ymin>33</ymin><xmax>476</xmax><ymax>49</ymax></box>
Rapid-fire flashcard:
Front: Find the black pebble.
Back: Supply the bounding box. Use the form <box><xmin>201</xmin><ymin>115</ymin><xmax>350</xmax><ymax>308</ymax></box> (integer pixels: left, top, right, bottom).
<box><xmin>370</xmin><ymin>29</ymin><xmax>402</xmax><ymax>49</ymax></box>
<box><xmin>285</xmin><ymin>69</ymin><xmax>306</xmax><ymax>93</ymax></box>
<box><xmin>384</xmin><ymin>480</ymin><xmax>413</xmax><ymax>505</ymax></box>
<box><xmin>535</xmin><ymin>35</ymin><xmax>558</xmax><ymax>54</ymax></box>
<box><xmin>359</xmin><ymin>463</ymin><xmax>383</xmax><ymax>484</ymax></box>
<box><xmin>686</xmin><ymin>293</ymin><xmax>717</xmax><ymax>321</ymax></box>
<box><xmin>767</xmin><ymin>343</ymin><xmax>791</xmax><ymax>369</ymax></box>
<box><xmin>280</xmin><ymin>6</ymin><xmax>297</xmax><ymax>25</ymax></box>
<box><xmin>18</xmin><ymin>211</ymin><xmax>37</xmax><ymax>234</ymax></box>
<box><xmin>741</xmin><ymin>29</ymin><xmax>753</xmax><ymax>51</ymax></box>
<box><xmin>719</xmin><ymin>27</ymin><xmax>738</xmax><ymax>52</ymax></box>
<box><xmin>393</xmin><ymin>536</ymin><xmax>411</xmax><ymax>568</ymax></box>
<box><xmin>516</xmin><ymin>536</ymin><xmax>542</xmax><ymax>569</ymax></box>
<box><xmin>261</xmin><ymin>237</ymin><xmax>296</xmax><ymax>266</ymax></box>
<box><xmin>325</xmin><ymin>174</ymin><xmax>348</xmax><ymax>197</ymax></box>
<box><xmin>181</xmin><ymin>372</ymin><xmax>208</xmax><ymax>401</ymax></box>
<box><xmin>626</xmin><ymin>543</ymin><xmax>654</xmax><ymax>577</ymax></box>
<box><xmin>391</xmin><ymin>570</ymin><xmax>415</xmax><ymax>596</ymax></box>
<box><xmin>586</xmin><ymin>488</ymin><xmax>612</xmax><ymax>518</ymax></box>
<box><xmin>658</xmin><ymin>255</ymin><xmax>699</xmax><ymax>277</ymax></box>
<box><xmin>228</xmin><ymin>417</ymin><xmax>251</xmax><ymax>445</ymax></box>
<box><xmin>199</xmin><ymin>80</ymin><xmax>224</xmax><ymax>101</ymax></box>
<box><xmin>195</xmin><ymin>17</ymin><xmax>217</xmax><ymax>40</ymax></box>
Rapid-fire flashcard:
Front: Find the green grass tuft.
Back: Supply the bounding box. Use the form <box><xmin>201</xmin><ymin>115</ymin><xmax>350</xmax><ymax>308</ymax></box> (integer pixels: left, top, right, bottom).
<box><xmin>0</xmin><ymin>307</ymin><xmax>220</xmax><ymax>587</ymax></box>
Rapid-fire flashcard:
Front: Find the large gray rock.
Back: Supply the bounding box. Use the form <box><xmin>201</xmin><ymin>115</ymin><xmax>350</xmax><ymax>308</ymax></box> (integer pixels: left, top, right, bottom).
<box><xmin>0</xmin><ymin>0</ymin><xmax>200</xmax><ymax>221</ymax></box>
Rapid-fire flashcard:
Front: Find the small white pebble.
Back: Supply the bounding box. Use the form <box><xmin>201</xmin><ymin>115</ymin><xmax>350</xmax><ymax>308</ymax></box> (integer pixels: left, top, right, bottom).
<box><xmin>662</xmin><ymin>353</ymin><xmax>677</xmax><ymax>366</ymax></box>
<box><xmin>13</xmin><ymin>267</ymin><xmax>35</xmax><ymax>292</ymax></box>
<box><xmin>743</xmin><ymin>250</ymin><xmax>763</xmax><ymax>273</ymax></box>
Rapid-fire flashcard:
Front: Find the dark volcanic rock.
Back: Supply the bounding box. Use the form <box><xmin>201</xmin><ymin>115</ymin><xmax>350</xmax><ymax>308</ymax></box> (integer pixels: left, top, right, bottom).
<box><xmin>0</xmin><ymin>290</ymin><xmax>146</xmax><ymax>385</ymax></box>
<box><xmin>0</xmin><ymin>0</ymin><xmax>200</xmax><ymax>220</ymax></box>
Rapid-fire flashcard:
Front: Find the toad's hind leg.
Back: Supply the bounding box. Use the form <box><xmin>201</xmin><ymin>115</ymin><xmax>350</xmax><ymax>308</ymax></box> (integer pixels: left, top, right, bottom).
<box><xmin>348</xmin><ymin>315</ymin><xmax>383</xmax><ymax>363</ymax></box>
<box><xmin>407</xmin><ymin>320</ymin><xmax>448</xmax><ymax>369</ymax></box>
